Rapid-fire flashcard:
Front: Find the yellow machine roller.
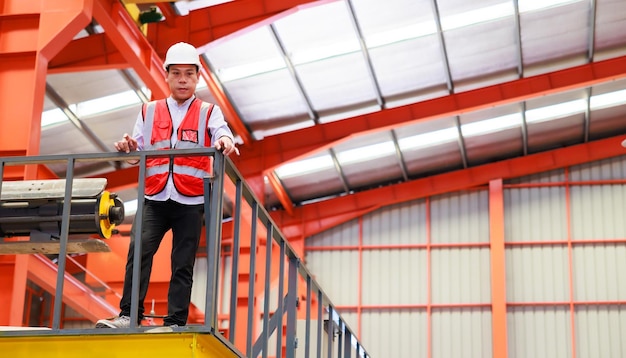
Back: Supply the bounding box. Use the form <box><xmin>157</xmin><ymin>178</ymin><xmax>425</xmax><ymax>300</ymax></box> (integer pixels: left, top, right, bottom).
<box><xmin>0</xmin><ymin>178</ymin><xmax>124</xmax><ymax>240</ymax></box>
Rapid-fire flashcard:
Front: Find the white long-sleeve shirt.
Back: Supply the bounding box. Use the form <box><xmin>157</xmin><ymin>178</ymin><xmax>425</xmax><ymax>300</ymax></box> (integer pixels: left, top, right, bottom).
<box><xmin>131</xmin><ymin>96</ymin><xmax>234</xmax><ymax>205</ymax></box>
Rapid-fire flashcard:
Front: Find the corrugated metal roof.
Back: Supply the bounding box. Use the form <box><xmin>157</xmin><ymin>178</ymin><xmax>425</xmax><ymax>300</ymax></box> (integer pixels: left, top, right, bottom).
<box><xmin>37</xmin><ymin>0</ymin><xmax>626</xmax><ymax>211</ymax></box>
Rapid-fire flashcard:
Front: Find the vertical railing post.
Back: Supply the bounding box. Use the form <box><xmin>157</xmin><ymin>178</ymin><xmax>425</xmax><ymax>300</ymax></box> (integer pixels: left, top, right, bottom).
<box><xmin>275</xmin><ymin>239</ymin><xmax>286</xmax><ymax>358</ymax></box>
<box><xmin>246</xmin><ymin>202</ymin><xmax>259</xmax><ymax>357</ymax></box>
<box><xmin>337</xmin><ymin>319</ymin><xmax>343</xmax><ymax>358</ymax></box>
<box><xmin>229</xmin><ymin>179</ymin><xmax>243</xmax><ymax>341</ymax></box>
<box><xmin>285</xmin><ymin>255</ymin><xmax>299</xmax><ymax>358</ymax></box>
<box><xmin>205</xmin><ymin>151</ymin><xmax>224</xmax><ymax>332</ymax></box>
<box><xmin>129</xmin><ymin>153</ymin><xmax>147</xmax><ymax>330</ymax></box>
<box><xmin>326</xmin><ymin>307</ymin><xmax>334</xmax><ymax>358</ymax></box>
<box><xmin>343</xmin><ymin>324</ymin><xmax>351</xmax><ymax>358</ymax></box>
<box><xmin>51</xmin><ymin>157</ymin><xmax>75</xmax><ymax>330</ymax></box>
<box><xmin>262</xmin><ymin>224</ymin><xmax>273</xmax><ymax>358</ymax></box>
<box><xmin>305</xmin><ymin>276</ymin><xmax>312</xmax><ymax>358</ymax></box>
<box><xmin>317</xmin><ymin>289</ymin><xmax>323</xmax><ymax>358</ymax></box>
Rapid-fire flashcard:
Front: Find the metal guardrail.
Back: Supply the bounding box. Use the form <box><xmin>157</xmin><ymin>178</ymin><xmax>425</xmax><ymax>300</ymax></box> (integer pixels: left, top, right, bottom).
<box><xmin>0</xmin><ymin>149</ymin><xmax>371</xmax><ymax>358</ymax></box>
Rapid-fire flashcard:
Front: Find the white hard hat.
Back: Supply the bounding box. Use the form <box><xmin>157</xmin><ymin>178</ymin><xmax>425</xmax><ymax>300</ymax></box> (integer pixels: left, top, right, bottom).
<box><xmin>163</xmin><ymin>42</ymin><xmax>202</xmax><ymax>70</ymax></box>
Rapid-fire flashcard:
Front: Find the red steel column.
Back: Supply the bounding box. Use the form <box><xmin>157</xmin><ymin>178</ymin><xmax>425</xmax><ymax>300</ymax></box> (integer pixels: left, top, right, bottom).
<box><xmin>489</xmin><ymin>179</ymin><xmax>508</xmax><ymax>357</ymax></box>
<box><xmin>0</xmin><ymin>0</ymin><xmax>92</xmax><ymax>326</ymax></box>
<box><xmin>0</xmin><ymin>0</ymin><xmax>91</xmax><ymax>178</ymax></box>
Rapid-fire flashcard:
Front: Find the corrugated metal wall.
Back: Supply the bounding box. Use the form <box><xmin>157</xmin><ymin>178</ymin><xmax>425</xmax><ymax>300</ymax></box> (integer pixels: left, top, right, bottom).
<box><xmin>305</xmin><ymin>155</ymin><xmax>626</xmax><ymax>358</ymax></box>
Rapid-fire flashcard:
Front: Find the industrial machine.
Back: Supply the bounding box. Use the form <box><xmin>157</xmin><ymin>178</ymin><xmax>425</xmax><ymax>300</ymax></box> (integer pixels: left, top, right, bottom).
<box><xmin>0</xmin><ymin>178</ymin><xmax>124</xmax><ymax>254</ymax></box>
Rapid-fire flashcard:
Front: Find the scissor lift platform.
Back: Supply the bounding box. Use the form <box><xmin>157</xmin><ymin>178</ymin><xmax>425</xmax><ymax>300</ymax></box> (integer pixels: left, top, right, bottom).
<box><xmin>0</xmin><ymin>330</ymin><xmax>241</xmax><ymax>358</ymax></box>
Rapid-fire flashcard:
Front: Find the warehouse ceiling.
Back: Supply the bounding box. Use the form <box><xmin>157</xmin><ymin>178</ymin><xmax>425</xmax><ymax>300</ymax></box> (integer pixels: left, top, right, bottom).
<box><xmin>38</xmin><ymin>0</ymin><xmax>626</xmax><ymax>237</ymax></box>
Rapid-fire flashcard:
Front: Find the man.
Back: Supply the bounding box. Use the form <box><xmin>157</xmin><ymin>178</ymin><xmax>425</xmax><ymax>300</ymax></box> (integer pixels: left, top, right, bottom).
<box><xmin>96</xmin><ymin>42</ymin><xmax>239</xmax><ymax>329</ymax></box>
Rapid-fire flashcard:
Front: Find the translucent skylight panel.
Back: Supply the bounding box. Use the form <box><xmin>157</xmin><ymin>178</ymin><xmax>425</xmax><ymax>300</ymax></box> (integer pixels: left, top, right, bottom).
<box><xmin>75</xmin><ymin>90</ymin><xmax>141</xmax><ymax>117</ymax></box>
<box><xmin>275</xmin><ymin>152</ymin><xmax>334</xmax><ymax>179</ymax></box>
<box><xmin>351</xmin><ymin>0</ymin><xmax>435</xmax><ymax>44</ymax></box>
<box><xmin>463</xmin><ymin>124</ymin><xmax>523</xmax><ymax>166</ymax></box>
<box><xmin>589</xmin><ymin>78</ymin><xmax>626</xmax><ymax>100</ymax></box>
<box><xmin>349</xmin><ymin>0</ymin><xmax>446</xmax><ymax>99</ymax></box>
<box><xmin>460</xmin><ymin>103</ymin><xmax>523</xmax><ymax>131</ymax></box>
<box><xmin>276</xmin><ymin>151</ymin><xmax>346</xmax><ymax>203</ymax></box>
<box><xmin>294</xmin><ymin>52</ymin><xmax>379</xmax><ymax>114</ymax></box>
<box><xmin>335</xmin><ymin>131</ymin><xmax>396</xmax><ymax>165</ymax></box>
<box><xmin>334</xmin><ymin>131</ymin><xmax>405</xmax><ymax>188</ymax></box>
<box><xmin>525</xmin><ymin>89</ymin><xmax>587</xmax><ymax>113</ymax></box>
<box><xmin>458</xmin><ymin>107</ymin><xmax>524</xmax><ymax>164</ymax></box>
<box><xmin>520</xmin><ymin>1</ymin><xmax>590</xmax><ymax>67</ymax></box>
<box><xmin>41</xmin><ymin>108</ymin><xmax>67</xmax><ymax>127</ymax></box>
<box><xmin>225</xmin><ymin>69</ymin><xmax>314</xmax><ymax>138</ymax></box>
<box><xmin>273</xmin><ymin>1</ymin><xmax>359</xmax><ymax>66</ymax></box>
<box><xmin>268</xmin><ymin>2</ymin><xmax>380</xmax><ymax>114</ymax></box>
<box><xmin>396</xmin><ymin>117</ymin><xmax>464</xmax><ymax>175</ymax></box>
<box><xmin>204</xmin><ymin>26</ymin><xmax>283</xmax><ymax>82</ymax></box>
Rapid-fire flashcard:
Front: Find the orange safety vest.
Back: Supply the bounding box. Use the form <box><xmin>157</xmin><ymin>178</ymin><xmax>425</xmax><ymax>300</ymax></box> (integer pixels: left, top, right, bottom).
<box><xmin>142</xmin><ymin>98</ymin><xmax>214</xmax><ymax>197</ymax></box>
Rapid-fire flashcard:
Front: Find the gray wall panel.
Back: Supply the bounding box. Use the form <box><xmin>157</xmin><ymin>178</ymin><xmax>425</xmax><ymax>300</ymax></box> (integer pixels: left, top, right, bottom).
<box><xmin>308</xmin><ymin>219</ymin><xmax>360</xmax><ymax>247</ymax></box>
<box><xmin>361</xmin><ymin>310</ymin><xmax>427</xmax><ymax>358</ymax></box>
<box><xmin>506</xmin><ymin>246</ymin><xmax>569</xmax><ymax>302</ymax></box>
<box><xmin>431</xmin><ymin>248</ymin><xmax>491</xmax><ymax>304</ymax></box>
<box><xmin>507</xmin><ymin>306</ymin><xmax>572</xmax><ymax>358</ymax></box>
<box><xmin>570</xmin><ymin>156</ymin><xmax>626</xmax><ymax>181</ymax></box>
<box><xmin>362</xmin><ymin>249</ymin><xmax>427</xmax><ymax>305</ymax></box>
<box><xmin>570</xmin><ymin>185</ymin><xmax>626</xmax><ymax>239</ymax></box>
<box><xmin>306</xmin><ymin>250</ymin><xmax>359</xmax><ymax>305</ymax></box>
<box><xmin>505</xmin><ymin>187</ymin><xmax>567</xmax><ymax>242</ymax></box>
<box><xmin>575</xmin><ymin>305</ymin><xmax>626</xmax><ymax>358</ymax></box>
<box><xmin>572</xmin><ymin>244</ymin><xmax>626</xmax><ymax>301</ymax></box>
<box><xmin>363</xmin><ymin>199</ymin><xmax>427</xmax><ymax>245</ymax></box>
<box><xmin>302</xmin><ymin>155</ymin><xmax>626</xmax><ymax>358</ymax></box>
<box><xmin>431</xmin><ymin>308</ymin><xmax>492</xmax><ymax>358</ymax></box>
<box><xmin>431</xmin><ymin>191</ymin><xmax>489</xmax><ymax>244</ymax></box>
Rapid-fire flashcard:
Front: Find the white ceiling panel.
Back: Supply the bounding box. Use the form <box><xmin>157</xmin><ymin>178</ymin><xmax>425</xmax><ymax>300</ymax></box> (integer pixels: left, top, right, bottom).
<box><xmin>397</xmin><ymin>117</ymin><xmax>465</xmax><ymax>176</ymax></box>
<box><xmin>46</xmin><ymin>70</ymin><xmax>133</xmax><ymax>105</ymax></box>
<box><xmin>445</xmin><ymin>18</ymin><xmax>518</xmax><ymax>82</ymax></box>
<box><xmin>369</xmin><ymin>36</ymin><xmax>448</xmax><ymax>97</ymax></box>
<box><xmin>294</xmin><ymin>53</ymin><xmax>379</xmax><ymax>112</ymax></box>
<box><xmin>335</xmin><ymin>131</ymin><xmax>405</xmax><ymax>188</ymax></box>
<box><xmin>279</xmin><ymin>151</ymin><xmax>348</xmax><ymax>203</ymax></box>
<box><xmin>520</xmin><ymin>1</ymin><xmax>590</xmax><ymax>66</ymax></box>
<box><xmin>272</xmin><ymin>1</ymin><xmax>357</xmax><ymax>60</ymax></box>
<box><xmin>594</xmin><ymin>0</ymin><xmax>626</xmax><ymax>52</ymax></box>
<box><xmin>464</xmin><ymin>126</ymin><xmax>524</xmax><ymax>166</ymax></box>
<box><xmin>527</xmin><ymin>113</ymin><xmax>585</xmax><ymax>152</ymax></box>
<box><xmin>225</xmin><ymin>70</ymin><xmax>313</xmax><ymax>137</ymax></box>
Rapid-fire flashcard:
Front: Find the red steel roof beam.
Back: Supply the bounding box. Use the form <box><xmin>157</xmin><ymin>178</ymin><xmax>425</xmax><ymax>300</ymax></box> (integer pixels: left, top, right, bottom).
<box><xmin>48</xmin><ymin>33</ymin><xmax>128</xmax><ymax>73</ymax></box>
<box><xmin>93</xmin><ymin>0</ymin><xmax>169</xmax><ymax>99</ymax></box>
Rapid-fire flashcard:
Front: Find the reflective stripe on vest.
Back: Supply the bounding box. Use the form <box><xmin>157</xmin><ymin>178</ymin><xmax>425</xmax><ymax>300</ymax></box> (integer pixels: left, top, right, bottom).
<box><xmin>142</xmin><ymin>99</ymin><xmax>213</xmax><ymax>197</ymax></box>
